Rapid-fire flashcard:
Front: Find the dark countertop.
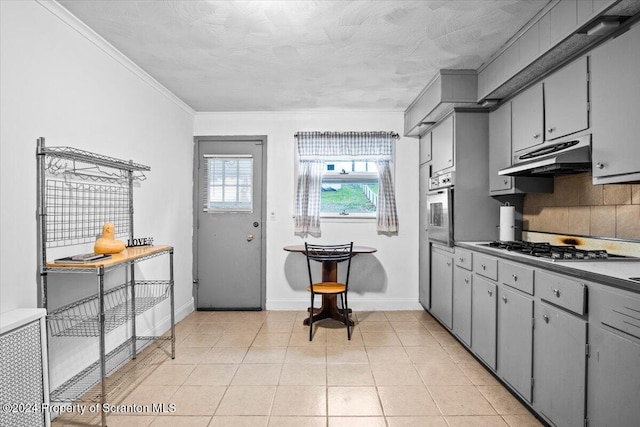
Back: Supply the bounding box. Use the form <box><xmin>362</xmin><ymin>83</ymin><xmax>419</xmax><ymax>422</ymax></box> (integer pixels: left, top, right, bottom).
<box><xmin>456</xmin><ymin>241</ymin><xmax>640</xmax><ymax>294</ymax></box>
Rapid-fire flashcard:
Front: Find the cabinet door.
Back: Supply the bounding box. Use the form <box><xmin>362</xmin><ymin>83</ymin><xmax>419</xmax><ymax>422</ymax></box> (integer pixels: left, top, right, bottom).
<box><xmin>472</xmin><ymin>276</ymin><xmax>497</xmax><ymax>369</ymax></box>
<box><xmin>534</xmin><ymin>302</ymin><xmax>586</xmax><ymax>427</ymax></box>
<box><xmin>489</xmin><ymin>102</ymin><xmax>513</xmax><ymax>193</ymax></box>
<box><xmin>498</xmin><ymin>286</ymin><xmax>533</xmax><ymax>402</ymax></box>
<box><xmin>431</xmin><ymin>115</ymin><xmax>454</xmax><ymax>174</ymax></box>
<box><xmin>453</xmin><ymin>266</ymin><xmax>472</xmax><ymax>346</ymax></box>
<box><xmin>512</xmin><ymin>83</ymin><xmax>544</xmax><ymax>153</ymax></box>
<box><xmin>431</xmin><ymin>249</ymin><xmax>453</xmax><ymax>328</ymax></box>
<box><xmin>590</xmin><ymin>23</ymin><xmax>640</xmax><ymax>180</ymax></box>
<box><xmin>419</xmin><ymin>164</ymin><xmax>431</xmax><ymax>309</ymax></box>
<box><xmin>420</xmin><ymin>132</ymin><xmax>432</xmax><ymax>165</ymax></box>
<box><xmin>588</xmin><ymin>328</ymin><xmax>640</xmax><ymax>427</ymax></box>
<box><xmin>544</xmin><ymin>56</ymin><xmax>589</xmax><ymax>140</ymax></box>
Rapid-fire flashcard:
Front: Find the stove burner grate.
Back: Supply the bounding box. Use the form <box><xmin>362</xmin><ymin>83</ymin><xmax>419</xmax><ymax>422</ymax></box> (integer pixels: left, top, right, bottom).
<box><xmin>488</xmin><ymin>241</ymin><xmax>613</xmax><ymax>260</ymax></box>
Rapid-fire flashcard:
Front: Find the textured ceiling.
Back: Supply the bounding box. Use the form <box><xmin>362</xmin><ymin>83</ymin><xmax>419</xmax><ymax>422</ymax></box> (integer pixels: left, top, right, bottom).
<box><xmin>58</xmin><ymin>0</ymin><xmax>550</xmax><ymax>112</ymax></box>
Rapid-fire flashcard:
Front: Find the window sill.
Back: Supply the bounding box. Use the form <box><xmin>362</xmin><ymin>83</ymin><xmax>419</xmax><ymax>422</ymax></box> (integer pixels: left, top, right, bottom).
<box><xmin>320</xmin><ymin>214</ymin><xmax>376</xmax><ymax>223</ymax></box>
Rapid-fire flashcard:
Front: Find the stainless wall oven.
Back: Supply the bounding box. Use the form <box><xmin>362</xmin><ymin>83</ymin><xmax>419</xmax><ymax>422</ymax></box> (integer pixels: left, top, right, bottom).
<box><xmin>427</xmin><ymin>172</ymin><xmax>454</xmax><ymax>247</ymax></box>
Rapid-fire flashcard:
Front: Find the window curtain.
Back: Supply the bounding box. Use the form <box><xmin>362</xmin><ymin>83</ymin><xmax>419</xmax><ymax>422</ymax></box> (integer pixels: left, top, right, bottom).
<box><xmin>294</xmin><ymin>131</ymin><xmax>399</xmax><ymax>236</ymax></box>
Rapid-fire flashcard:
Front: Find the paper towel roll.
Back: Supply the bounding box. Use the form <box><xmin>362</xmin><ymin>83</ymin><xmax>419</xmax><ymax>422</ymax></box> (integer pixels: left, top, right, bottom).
<box><xmin>499</xmin><ymin>205</ymin><xmax>515</xmax><ymax>242</ymax></box>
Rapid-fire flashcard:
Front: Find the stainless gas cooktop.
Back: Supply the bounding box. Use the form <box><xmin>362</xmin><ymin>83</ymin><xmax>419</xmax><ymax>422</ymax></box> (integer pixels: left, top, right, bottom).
<box><xmin>483</xmin><ymin>241</ymin><xmax>639</xmax><ymax>262</ymax></box>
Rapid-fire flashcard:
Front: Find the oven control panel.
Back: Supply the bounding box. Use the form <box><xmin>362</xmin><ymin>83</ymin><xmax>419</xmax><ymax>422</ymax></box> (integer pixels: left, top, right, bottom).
<box><xmin>429</xmin><ymin>171</ymin><xmax>455</xmax><ymax>190</ymax></box>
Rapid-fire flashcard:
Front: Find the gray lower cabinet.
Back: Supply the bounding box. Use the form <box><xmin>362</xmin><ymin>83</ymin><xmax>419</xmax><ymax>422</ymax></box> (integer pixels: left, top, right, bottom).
<box><xmin>587</xmin><ymin>287</ymin><xmax>640</xmax><ymax>427</ymax></box>
<box><xmin>498</xmin><ymin>285</ymin><xmax>534</xmax><ymax>402</ymax></box>
<box><xmin>431</xmin><ymin>247</ymin><xmax>453</xmax><ymax>328</ymax></box>
<box><xmin>471</xmin><ymin>275</ymin><xmax>497</xmax><ymax>369</ymax></box>
<box><xmin>534</xmin><ymin>302</ymin><xmax>587</xmax><ymax>427</ymax></box>
<box><xmin>453</xmin><ymin>266</ymin><xmax>472</xmax><ymax>346</ymax></box>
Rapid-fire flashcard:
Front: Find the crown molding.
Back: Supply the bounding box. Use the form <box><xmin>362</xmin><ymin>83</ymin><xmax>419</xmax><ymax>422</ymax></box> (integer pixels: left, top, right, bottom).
<box><xmin>36</xmin><ymin>0</ymin><xmax>195</xmax><ymax>116</ymax></box>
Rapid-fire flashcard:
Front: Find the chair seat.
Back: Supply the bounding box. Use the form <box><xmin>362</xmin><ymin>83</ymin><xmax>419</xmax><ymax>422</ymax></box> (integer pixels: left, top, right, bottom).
<box><xmin>307</xmin><ymin>282</ymin><xmax>346</xmax><ymax>294</ymax></box>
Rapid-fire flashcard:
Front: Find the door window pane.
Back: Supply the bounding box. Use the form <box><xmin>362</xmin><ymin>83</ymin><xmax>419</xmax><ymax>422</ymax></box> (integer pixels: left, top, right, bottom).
<box><xmin>204</xmin><ymin>156</ymin><xmax>253</xmax><ymax>212</ymax></box>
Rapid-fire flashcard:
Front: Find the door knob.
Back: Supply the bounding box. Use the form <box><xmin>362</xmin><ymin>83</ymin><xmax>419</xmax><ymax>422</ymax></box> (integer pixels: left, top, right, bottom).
<box><xmin>253</xmin><ymin>221</ymin><xmax>259</xmax><ymax>227</ymax></box>
<box><xmin>247</xmin><ymin>234</ymin><xmax>254</xmax><ymax>242</ymax></box>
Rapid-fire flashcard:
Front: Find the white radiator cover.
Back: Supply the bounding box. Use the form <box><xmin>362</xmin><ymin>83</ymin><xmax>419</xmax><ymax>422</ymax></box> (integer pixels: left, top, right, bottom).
<box><xmin>0</xmin><ymin>309</ymin><xmax>49</xmax><ymax>427</ymax></box>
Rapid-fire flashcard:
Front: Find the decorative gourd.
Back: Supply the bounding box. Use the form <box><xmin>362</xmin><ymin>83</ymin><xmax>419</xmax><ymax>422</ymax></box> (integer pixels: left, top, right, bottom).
<box><xmin>94</xmin><ymin>223</ymin><xmax>126</xmax><ymax>254</ymax></box>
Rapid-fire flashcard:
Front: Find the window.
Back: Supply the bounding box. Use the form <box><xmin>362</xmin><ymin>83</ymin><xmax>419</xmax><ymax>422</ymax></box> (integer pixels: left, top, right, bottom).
<box><xmin>294</xmin><ymin>131</ymin><xmax>399</xmax><ymax>236</ymax></box>
<box><xmin>203</xmin><ymin>155</ymin><xmax>253</xmax><ymax>212</ymax></box>
<box><xmin>321</xmin><ymin>160</ymin><xmax>379</xmax><ymax>216</ymax></box>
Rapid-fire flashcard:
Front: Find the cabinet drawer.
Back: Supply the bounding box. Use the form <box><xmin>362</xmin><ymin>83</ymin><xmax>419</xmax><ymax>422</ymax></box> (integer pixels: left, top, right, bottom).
<box><xmin>537</xmin><ymin>270</ymin><xmax>586</xmax><ymax>315</ymax></box>
<box><xmin>499</xmin><ymin>260</ymin><xmax>534</xmax><ymax>295</ymax></box>
<box><xmin>455</xmin><ymin>249</ymin><xmax>472</xmax><ymax>271</ymax></box>
<box><xmin>474</xmin><ymin>253</ymin><xmax>498</xmax><ymax>280</ymax></box>
<box><xmin>599</xmin><ymin>289</ymin><xmax>640</xmax><ymax>340</ymax></box>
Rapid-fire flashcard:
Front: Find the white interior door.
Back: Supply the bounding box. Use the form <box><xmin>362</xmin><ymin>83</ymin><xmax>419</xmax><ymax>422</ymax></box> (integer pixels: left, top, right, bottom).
<box><xmin>194</xmin><ymin>136</ymin><xmax>265</xmax><ymax>310</ymax></box>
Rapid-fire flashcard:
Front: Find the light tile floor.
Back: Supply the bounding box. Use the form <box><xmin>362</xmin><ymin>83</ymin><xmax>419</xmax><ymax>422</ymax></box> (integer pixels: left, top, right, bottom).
<box><xmin>51</xmin><ymin>310</ymin><xmax>544</xmax><ymax>426</ymax></box>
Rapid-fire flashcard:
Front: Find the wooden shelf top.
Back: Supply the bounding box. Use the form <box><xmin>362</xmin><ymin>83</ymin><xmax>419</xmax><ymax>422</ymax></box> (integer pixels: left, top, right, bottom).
<box><xmin>46</xmin><ymin>245</ymin><xmax>172</xmax><ymax>269</ymax></box>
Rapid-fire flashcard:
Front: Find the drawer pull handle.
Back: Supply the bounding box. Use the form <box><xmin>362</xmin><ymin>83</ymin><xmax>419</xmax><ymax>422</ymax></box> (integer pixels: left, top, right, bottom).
<box><xmin>459</xmin><ymin>257</ymin><xmax>464</xmax><ymax>262</ymax></box>
<box><xmin>447</xmin><ymin>261</ymin><xmax>451</xmax><ymax>266</ymax></box>
<box><xmin>488</xmin><ymin>290</ymin><xmax>493</xmax><ymax>297</ymax></box>
<box><xmin>553</xmin><ymin>288</ymin><xmax>560</xmax><ymax>297</ymax></box>
<box><xmin>543</xmin><ymin>314</ymin><xmax>550</xmax><ymax>324</ymax></box>
<box><xmin>512</xmin><ymin>274</ymin><xmax>518</xmax><ymax>281</ymax></box>
<box><xmin>481</xmin><ymin>264</ymin><xmax>486</xmax><ymax>270</ymax></box>
<box><xmin>464</xmin><ymin>278</ymin><xmax>469</xmax><ymax>284</ymax></box>
<box><xmin>533</xmin><ymin>133</ymin><xmax>540</xmax><ymax>139</ymax></box>
<box><xmin>502</xmin><ymin>296</ymin><xmax>508</xmax><ymax>303</ymax></box>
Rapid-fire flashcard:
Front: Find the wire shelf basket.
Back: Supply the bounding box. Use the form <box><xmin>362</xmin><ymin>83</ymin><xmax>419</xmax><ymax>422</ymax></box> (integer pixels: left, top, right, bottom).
<box><xmin>47</xmin><ymin>281</ymin><xmax>170</xmax><ymax>337</ymax></box>
<box><xmin>50</xmin><ymin>336</ymin><xmax>171</xmax><ymax>404</ymax></box>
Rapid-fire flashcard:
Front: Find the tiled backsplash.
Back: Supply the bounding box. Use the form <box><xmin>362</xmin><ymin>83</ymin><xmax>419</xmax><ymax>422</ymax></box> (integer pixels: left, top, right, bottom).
<box><xmin>523</xmin><ymin>172</ymin><xmax>640</xmax><ymax>240</ymax></box>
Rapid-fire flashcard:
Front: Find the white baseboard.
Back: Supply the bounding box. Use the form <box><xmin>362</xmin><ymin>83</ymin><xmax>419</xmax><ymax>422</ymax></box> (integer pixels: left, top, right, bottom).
<box><xmin>135</xmin><ymin>297</ymin><xmax>194</xmax><ymax>337</ymax></box>
<box><xmin>266</xmin><ymin>298</ymin><xmax>422</xmax><ymax>311</ymax></box>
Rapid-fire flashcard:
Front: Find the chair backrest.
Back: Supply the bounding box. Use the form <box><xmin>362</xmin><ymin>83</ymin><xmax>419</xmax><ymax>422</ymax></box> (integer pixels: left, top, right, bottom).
<box><xmin>305</xmin><ymin>242</ymin><xmax>354</xmax><ymax>287</ymax></box>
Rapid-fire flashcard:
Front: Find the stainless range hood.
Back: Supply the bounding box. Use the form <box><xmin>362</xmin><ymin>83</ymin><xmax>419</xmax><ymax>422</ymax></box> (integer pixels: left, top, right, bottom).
<box><xmin>499</xmin><ymin>134</ymin><xmax>591</xmax><ymax>177</ymax></box>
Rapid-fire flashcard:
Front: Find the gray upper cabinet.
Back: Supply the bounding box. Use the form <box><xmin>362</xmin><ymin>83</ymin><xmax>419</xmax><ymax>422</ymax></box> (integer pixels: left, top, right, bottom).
<box><xmin>544</xmin><ymin>56</ymin><xmax>589</xmax><ymax>141</ymax></box>
<box><xmin>489</xmin><ymin>100</ymin><xmax>553</xmax><ymax>195</ymax></box>
<box><xmin>548</xmin><ymin>0</ymin><xmax>577</xmax><ymax>46</ymax></box>
<box><xmin>498</xmin><ymin>285</ymin><xmax>534</xmax><ymax>402</ymax></box>
<box><xmin>590</xmin><ymin>22</ymin><xmax>640</xmax><ymax>184</ymax></box>
<box><xmin>534</xmin><ymin>302</ymin><xmax>587</xmax><ymax>427</ymax></box>
<box><xmin>512</xmin><ymin>83</ymin><xmax>544</xmax><ymax>154</ymax></box>
<box><xmin>404</xmin><ymin>70</ymin><xmax>478</xmax><ymax>137</ymax></box>
<box><xmin>431</xmin><ymin>115</ymin><xmax>454</xmax><ymax>175</ymax></box>
<box><xmin>419</xmin><ymin>132</ymin><xmax>432</xmax><ymax>165</ymax></box>
<box><xmin>489</xmin><ymin>102</ymin><xmax>513</xmax><ymax>193</ymax></box>
<box><xmin>477</xmin><ymin>0</ymin><xmax>617</xmax><ymax>103</ymax></box>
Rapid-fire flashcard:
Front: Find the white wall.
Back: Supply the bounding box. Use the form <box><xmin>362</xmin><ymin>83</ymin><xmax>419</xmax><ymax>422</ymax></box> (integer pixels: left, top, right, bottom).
<box><xmin>194</xmin><ymin>112</ymin><xmax>420</xmax><ymax>311</ymax></box>
<box><xmin>0</xmin><ymin>1</ymin><xmax>195</xmax><ymax>324</ymax></box>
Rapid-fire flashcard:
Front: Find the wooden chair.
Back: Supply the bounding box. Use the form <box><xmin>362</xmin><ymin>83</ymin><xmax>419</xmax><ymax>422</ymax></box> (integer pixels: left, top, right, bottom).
<box><xmin>304</xmin><ymin>242</ymin><xmax>354</xmax><ymax>341</ymax></box>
